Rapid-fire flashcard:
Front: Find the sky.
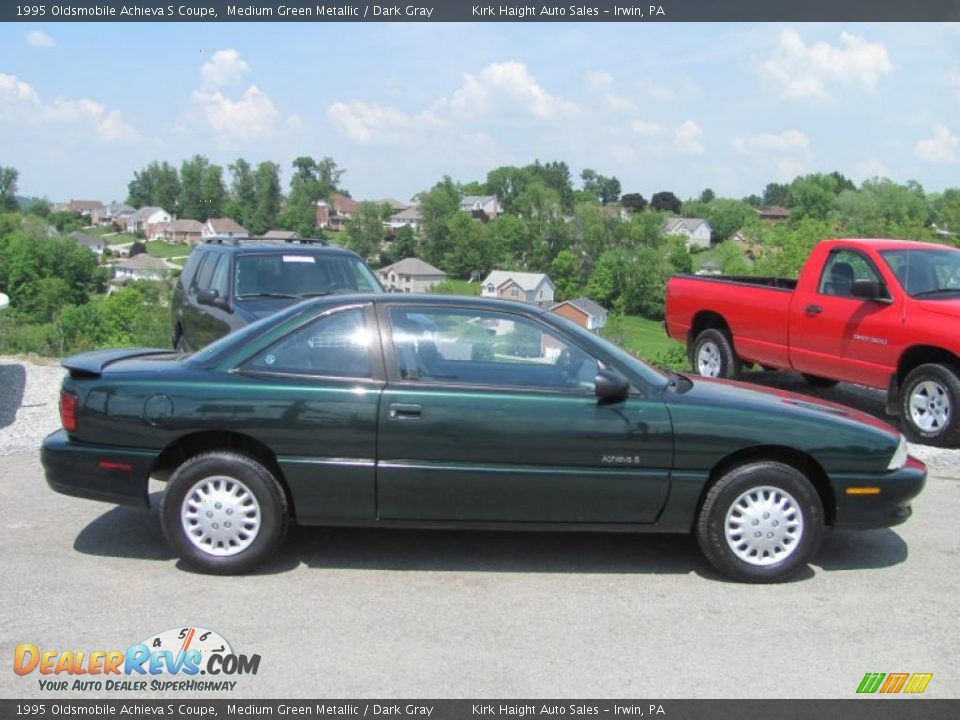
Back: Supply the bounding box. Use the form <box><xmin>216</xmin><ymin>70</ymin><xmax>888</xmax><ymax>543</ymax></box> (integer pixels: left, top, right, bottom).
<box><xmin>1</xmin><ymin>22</ymin><xmax>958</xmax><ymax>205</ymax></box>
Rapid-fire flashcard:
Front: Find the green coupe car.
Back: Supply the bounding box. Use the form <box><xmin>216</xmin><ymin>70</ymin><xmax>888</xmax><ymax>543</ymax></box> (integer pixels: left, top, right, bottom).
<box><xmin>42</xmin><ymin>295</ymin><xmax>926</xmax><ymax>582</ymax></box>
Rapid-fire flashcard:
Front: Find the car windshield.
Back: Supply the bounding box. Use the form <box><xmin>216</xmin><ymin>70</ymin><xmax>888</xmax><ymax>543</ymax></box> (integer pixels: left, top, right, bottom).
<box><xmin>235</xmin><ymin>253</ymin><xmax>382</xmax><ymax>298</ymax></box>
<box><xmin>880</xmin><ymin>248</ymin><xmax>960</xmax><ymax>298</ymax></box>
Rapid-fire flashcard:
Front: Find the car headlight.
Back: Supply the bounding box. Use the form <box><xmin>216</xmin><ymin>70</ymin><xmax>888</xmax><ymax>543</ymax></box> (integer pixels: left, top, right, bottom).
<box><xmin>887</xmin><ymin>434</ymin><xmax>908</xmax><ymax>471</ymax></box>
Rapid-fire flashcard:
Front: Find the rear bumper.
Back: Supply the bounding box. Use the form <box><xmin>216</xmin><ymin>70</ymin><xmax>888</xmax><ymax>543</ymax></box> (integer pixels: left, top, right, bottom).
<box><xmin>41</xmin><ymin>430</ymin><xmax>157</xmax><ymax>508</ymax></box>
<box><xmin>831</xmin><ymin>456</ymin><xmax>927</xmax><ymax>530</ymax></box>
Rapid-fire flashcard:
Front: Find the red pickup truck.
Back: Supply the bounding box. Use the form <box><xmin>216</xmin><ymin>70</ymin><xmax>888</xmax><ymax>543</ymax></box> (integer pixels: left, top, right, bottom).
<box><xmin>665</xmin><ymin>238</ymin><xmax>960</xmax><ymax>446</ymax></box>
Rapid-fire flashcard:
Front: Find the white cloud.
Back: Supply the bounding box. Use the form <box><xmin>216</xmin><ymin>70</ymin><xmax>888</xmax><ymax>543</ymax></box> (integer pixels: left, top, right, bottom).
<box><xmin>916</xmin><ymin>124</ymin><xmax>959</xmax><ymax>164</ymax></box>
<box><xmin>762</xmin><ymin>30</ymin><xmax>892</xmax><ymax>100</ymax></box>
<box><xmin>631</xmin><ymin>119</ymin><xmax>663</xmax><ymax>135</ymax></box>
<box><xmin>1</xmin><ymin>73</ymin><xmax>136</xmax><ymax>142</ymax></box>
<box><xmin>607</xmin><ymin>144</ymin><xmax>637</xmax><ymax>163</ymax></box>
<box><xmin>26</xmin><ymin>31</ymin><xmax>55</xmax><ymax>48</ymax></box>
<box><xmin>328</xmin><ymin>100</ymin><xmax>445</xmax><ymax>144</ymax></box>
<box><xmin>732</xmin><ymin>129</ymin><xmax>810</xmax><ymax>153</ymax></box>
<box><xmin>286</xmin><ymin>113</ymin><xmax>303</xmax><ymax>128</ymax></box>
<box><xmin>857</xmin><ymin>158</ymin><xmax>890</xmax><ymax>181</ymax></box>
<box><xmin>674</xmin><ymin>120</ymin><xmax>704</xmax><ymax>155</ymax></box>
<box><xmin>201</xmin><ymin>49</ymin><xmax>250</xmax><ymax>87</ymax></box>
<box><xmin>447</xmin><ymin>61</ymin><xmax>579</xmax><ymax>120</ymax></box>
<box><xmin>586</xmin><ymin>71</ymin><xmax>613</xmax><ymax>89</ymax></box>
<box><xmin>604</xmin><ymin>93</ymin><xmax>633</xmax><ymax>112</ymax></box>
<box><xmin>192</xmin><ymin>85</ymin><xmax>278</xmax><ymax>141</ymax></box>
<box><xmin>776</xmin><ymin>156</ymin><xmax>808</xmax><ymax>182</ymax></box>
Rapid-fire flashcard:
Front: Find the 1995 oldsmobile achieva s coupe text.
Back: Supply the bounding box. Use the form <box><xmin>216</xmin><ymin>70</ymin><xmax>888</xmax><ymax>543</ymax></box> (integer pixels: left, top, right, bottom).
<box><xmin>42</xmin><ymin>295</ymin><xmax>926</xmax><ymax>582</ymax></box>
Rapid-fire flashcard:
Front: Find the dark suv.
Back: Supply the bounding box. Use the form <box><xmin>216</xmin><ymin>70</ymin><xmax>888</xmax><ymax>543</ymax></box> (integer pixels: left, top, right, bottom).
<box><xmin>171</xmin><ymin>237</ymin><xmax>383</xmax><ymax>351</ymax></box>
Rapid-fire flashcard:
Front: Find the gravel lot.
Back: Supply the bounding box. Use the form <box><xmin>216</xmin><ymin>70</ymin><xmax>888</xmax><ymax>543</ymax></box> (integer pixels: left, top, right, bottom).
<box><xmin>3</xmin><ymin>355</ymin><xmax>956</xmax><ymax>470</ymax></box>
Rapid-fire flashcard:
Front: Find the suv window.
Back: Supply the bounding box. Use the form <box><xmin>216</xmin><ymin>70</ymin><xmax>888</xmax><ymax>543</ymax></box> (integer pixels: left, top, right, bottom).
<box><xmin>235</xmin><ymin>253</ymin><xmax>380</xmax><ymax>298</ymax></box>
<box><xmin>241</xmin><ymin>308</ymin><xmax>373</xmax><ymax>378</ymax></box>
<box><xmin>388</xmin><ymin>307</ymin><xmax>598</xmax><ymax>391</ymax></box>
<box><xmin>194</xmin><ymin>253</ymin><xmax>220</xmax><ymax>292</ymax></box>
<box><xmin>209</xmin><ymin>255</ymin><xmax>230</xmax><ymax>298</ymax></box>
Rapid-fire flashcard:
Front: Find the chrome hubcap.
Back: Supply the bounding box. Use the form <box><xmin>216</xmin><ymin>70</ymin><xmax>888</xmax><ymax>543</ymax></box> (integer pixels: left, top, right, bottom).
<box><xmin>909</xmin><ymin>380</ymin><xmax>951</xmax><ymax>433</ymax></box>
<box><xmin>724</xmin><ymin>486</ymin><xmax>803</xmax><ymax>566</ymax></box>
<box><xmin>180</xmin><ymin>475</ymin><xmax>261</xmax><ymax>557</ymax></box>
<box><xmin>697</xmin><ymin>341</ymin><xmax>722</xmax><ymax>377</ymax></box>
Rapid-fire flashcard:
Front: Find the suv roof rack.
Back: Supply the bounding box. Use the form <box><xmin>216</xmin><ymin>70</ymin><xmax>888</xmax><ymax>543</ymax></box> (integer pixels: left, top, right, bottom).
<box><xmin>203</xmin><ymin>235</ymin><xmax>328</xmax><ymax>246</ymax></box>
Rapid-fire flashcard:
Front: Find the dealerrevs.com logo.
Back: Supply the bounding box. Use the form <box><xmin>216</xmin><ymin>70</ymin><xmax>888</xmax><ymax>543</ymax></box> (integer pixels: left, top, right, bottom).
<box><xmin>856</xmin><ymin>672</ymin><xmax>933</xmax><ymax>694</ymax></box>
<box><xmin>14</xmin><ymin>626</ymin><xmax>260</xmax><ymax>693</ymax></box>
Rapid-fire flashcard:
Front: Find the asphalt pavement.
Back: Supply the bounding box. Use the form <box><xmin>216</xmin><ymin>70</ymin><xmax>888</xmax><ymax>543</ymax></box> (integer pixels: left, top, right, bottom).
<box><xmin>1</xmin><ymin>450</ymin><xmax>957</xmax><ymax>699</ymax></box>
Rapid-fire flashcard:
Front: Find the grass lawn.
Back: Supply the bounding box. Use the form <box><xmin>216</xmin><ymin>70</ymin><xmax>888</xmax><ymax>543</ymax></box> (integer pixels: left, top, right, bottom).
<box><xmin>146</xmin><ymin>240</ymin><xmax>190</xmax><ymax>259</ymax></box>
<box><xmin>428</xmin><ymin>278</ymin><xmax>482</xmax><ymax>296</ymax></box>
<box><xmin>603</xmin><ymin>314</ymin><xmax>684</xmax><ymax>361</ymax></box>
<box><xmin>105</xmin><ymin>233</ymin><xmax>139</xmax><ymax>246</ymax></box>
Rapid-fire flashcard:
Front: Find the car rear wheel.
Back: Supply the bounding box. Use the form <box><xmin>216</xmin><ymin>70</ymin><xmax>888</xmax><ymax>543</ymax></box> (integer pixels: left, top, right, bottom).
<box><xmin>690</xmin><ymin>328</ymin><xmax>741</xmax><ymax>379</ymax></box>
<box><xmin>801</xmin><ymin>374</ymin><xmax>839</xmax><ymax>388</ymax></box>
<box><xmin>161</xmin><ymin>451</ymin><xmax>289</xmax><ymax>574</ymax></box>
<box><xmin>900</xmin><ymin>363</ymin><xmax>960</xmax><ymax>447</ymax></box>
<box><xmin>696</xmin><ymin>462</ymin><xmax>824</xmax><ymax>583</ymax></box>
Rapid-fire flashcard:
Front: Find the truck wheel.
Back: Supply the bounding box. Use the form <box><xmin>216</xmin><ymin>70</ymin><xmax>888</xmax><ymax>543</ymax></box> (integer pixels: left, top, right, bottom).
<box><xmin>900</xmin><ymin>363</ymin><xmax>960</xmax><ymax>447</ymax></box>
<box><xmin>696</xmin><ymin>462</ymin><xmax>824</xmax><ymax>583</ymax></box>
<box><xmin>690</xmin><ymin>329</ymin><xmax>741</xmax><ymax>379</ymax></box>
<box><xmin>161</xmin><ymin>451</ymin><xmax>289</xmax><ymax>574</ymax></box>
<box><xmin>801</xmin><ymin>374</ymin><xmax>839</xmax><ymax>388</ymax></box>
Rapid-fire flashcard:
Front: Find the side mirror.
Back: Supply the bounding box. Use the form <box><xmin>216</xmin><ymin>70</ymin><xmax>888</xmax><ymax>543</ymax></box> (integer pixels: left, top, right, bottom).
<box><xmin>595</xmin><ymin>368</ymin><xmax>630</xmax><ymax>403</ymax></box>
<box><xmin>197</xmin><ymin>288</ymin><xmax>230</xmax><ymax>311</ymax></box>
<box><xmin>850</xmin><ymin>279</ymin><xmax>884</xmax><ymax>301</ymax></box>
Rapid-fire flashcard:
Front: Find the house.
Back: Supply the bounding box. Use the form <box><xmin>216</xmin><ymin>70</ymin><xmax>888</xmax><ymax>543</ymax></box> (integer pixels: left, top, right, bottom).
<box><xmin>112</xmin><ymin>253</ymin><xmax>169</xmax><ymax>281</ymax></box>
<box><xmin>386</xmin><ymin>206</ymin><xmax>423</xmax><ymax>232</ymax></box>
<box><xmin>551</xmin><ymin>297</ymin><xmax>608</xmax><ymax>332</ymax></box>
<box><xmin>663</xmin><ymin>217</ymin><xmax>713</xmax><ymax>250</ymax></box>
<box><xmin>163</xmin><ymin>219</ymin><xmax>204</xmax><ymax>245</ymax></box>
<box><xmin>67</xmin><ymin>200</ymin><xmax>106</xmax><ymax>220</ymax></box>
<box><xmin>261</xmin><ymin>230</ymin><xmax>301</xmax><ymax>241</ymax></box>
<box><xmin>316</xmin><ymin>192</ymin><xmax>361</xmax><ymax>230</ymax></box>
<box><xmin>756</xmin><ymin>206</ymin><xmax>790</xmax><ymax>223</ymax></box>
<box><xmin>378</xmin><ymin>258</ymin><xmax>447</xmax><ymax>293</ymax></box>
<box><xmin>481</xmin><ymin>271</ymin><xmax>555</xmax><ymax>304</ymax></box>
<box><xmin>127</xmin><ymin>206</ymin><xmax>172</xmax><ymax>238</ymax></box>
<box><xmin>69</xmin><ymin>231</ymin><xmax>104</xmax><ymax>256</ymax></box>
<box><xmin>203</xmin><ymin>218</ymin><xmax>249</xmax><ymax>240</ymax></box>
<box><xmin>379</xmin><ymin>198</ymin><xmax>410</xmax><ymax>211</ymax></box>
<box><xmin>460</xmin><ymin>195</ymin><xmax>500</xmax><ymax>220</ymax></box>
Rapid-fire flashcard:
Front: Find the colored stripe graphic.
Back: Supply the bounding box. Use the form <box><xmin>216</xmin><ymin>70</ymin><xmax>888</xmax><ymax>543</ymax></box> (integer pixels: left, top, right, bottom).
<box><xmin>880</xmin><ymin>673</ymin><xmax>909</xmax><ymax>693</ymax></box>
<box><xmin>857</xmin><ymin>673</ymin><xmax>885</xmax><ymax>693</ymax></box>
<box><xmin>903</xmin><ymin>673</ymin><xmax>933</xmax><ymax>693</ymax></box>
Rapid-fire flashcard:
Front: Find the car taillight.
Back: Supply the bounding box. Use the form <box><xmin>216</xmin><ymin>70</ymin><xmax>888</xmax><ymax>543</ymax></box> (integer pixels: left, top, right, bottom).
<box><xmin>60</xmin><ymin>390</ymin><xmax>78</xmax><ymax>432</ymax></box>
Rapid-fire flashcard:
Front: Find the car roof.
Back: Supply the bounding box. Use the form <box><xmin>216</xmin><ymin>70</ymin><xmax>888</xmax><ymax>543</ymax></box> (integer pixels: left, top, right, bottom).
<box><xmin>200</xmin><ymin>242</ymin><xmax>361</xmax><ymax>258</ymax></box>
<box><xmin>305</xmin><ymin>292</ymin><xmax>551</xmax><ymax>314</ymax></box>
<box><xmin>822</xmin><ymin>238</ymin><xmax>959</xmax><ymax>252</ymax></box>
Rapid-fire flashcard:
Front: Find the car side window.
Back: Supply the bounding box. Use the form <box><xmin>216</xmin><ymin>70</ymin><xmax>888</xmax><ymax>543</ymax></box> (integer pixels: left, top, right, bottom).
<box><xmin>209</xmin><ymin>255</ymin><xmax>230</xmax><ymax>299</ymax></box>
<box><xmin>180</xmin><ymin>251</ymin><xmax>202</xmax><ymax>292</ymax></box>
<box><xmin>819</xmin><ymin>249</ymin><xmax>882</xmax><ymax>298</ymax></box>
<box><xmin>241</xmin><ymin>308</ymin><xmax>372</xmax><ymax>378</ymax></box>
<box><xmin>388</xmin><ymin>307</ymin><xmax>599</xmax><ymax>391</ymax></box>
<box><xmin>194</xmin><ymin>254</ymin><xmax>220</xmax><ymax>292</ymax></box>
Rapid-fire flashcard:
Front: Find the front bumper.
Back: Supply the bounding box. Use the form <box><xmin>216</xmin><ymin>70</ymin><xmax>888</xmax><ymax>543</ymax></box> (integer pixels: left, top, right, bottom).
<box><xmin>41</xmin><ymin>430</ymin><xmax>157</xmax><ymax>508</ymax></box>
<box><xmin>830</xmin><ymin>456</ymin><xmax>927</xmax><ymax>530</ymax></box>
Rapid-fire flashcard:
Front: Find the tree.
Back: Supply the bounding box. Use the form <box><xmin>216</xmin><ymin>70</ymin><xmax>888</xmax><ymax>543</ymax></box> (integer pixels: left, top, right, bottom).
<box><xmin>280</xmin><ymin>156</ymin><xmax>345</xmax><ymax>236</ymax></box>
<box><xmin>178</xmin><ymin>155</ymin><xmax>211</xmax><ymax>220</ymax></box>
<box><xmin>389</xmin><ymin>225</ymin><xmax>418</xmax><ymax>262</ymax></box>
<box><xmin>550</xmin><ymin>249</ymin><xmax>582</xmax><ymax>300</ymax></box>
<box><xmin>127</xmin><ymin>161</ymin><xmax>179</xmax><ymax>211</ymax></box>
<box><xmin>651</xmin><ymin>191</ymin><xmax>682</xmax><ymax>215</ymax></box>
<box><xmin>419</xmin><ymin>176</ymin><xmax>461</xmax><ymax>269</ymax></box>
<box><xmin>933</xmin><ymin>188</ymin><xmax>960</xmax><ymax>233</ymax></box>
<box><xmin>702</xmin><ymin>199</ymin><xmax>754</xmax><ymax>242</ymax></box>
<box><xmin>0</xmin><ymin>167</ymin><xmax>19</xmax><ymax>211</ymax></box>
<box><xmin>251</xmin><ymin>162</ymin><xmax>282</xmax><ymax>235</ymax></box>
<box><xmin>343</xmin><ymin>202</ymin><xmax>385</xmax><ymax>262</ymax></box>
<box><xmin>443</xmin><ymin>212</ymin><xmax>495</xmax><ymax>279</ymax></box>
<box><xmin>621</xmin><ymin>193</ymin><xmax>648</xmax><ymax>213</ymax></box>
<box><xmin>699</xmin><ymin>188</ymin><xmax>716</xmax><ymax>203</ymax></box>
<box><xmin>226</xmin><ymin>159</ymin><xmax>256</xmax><ymax>228</ymax></box>
<box><xmin>835</xmin><ymin>178</ymin><xmax>930</xmax><ymax>238</ymax></box>
<box><xmin>200</xmin><ymin>164</ymin><xmax>227</xmax><ymax>220</ymax></box>
<box><xmin>762</xmin><ymin>182</ymin><xmax>789</xmax><ymax>207</ymax></box>
<box><xmin>581</xmin><ymin>169</ymin><xmax>621</xmax><ymax>205</ymax></box>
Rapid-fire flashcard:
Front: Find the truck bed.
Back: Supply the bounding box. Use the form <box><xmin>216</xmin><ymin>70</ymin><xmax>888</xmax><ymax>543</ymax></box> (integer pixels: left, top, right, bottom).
<box><xmin>674</xmin><ymin>274</ymin><xmax>798</xmax><ymax>291</ymax></box>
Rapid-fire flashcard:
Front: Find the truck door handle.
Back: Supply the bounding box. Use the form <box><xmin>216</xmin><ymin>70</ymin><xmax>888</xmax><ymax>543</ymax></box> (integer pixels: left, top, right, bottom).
<box><xmin>805</xmin><ymin>304</ymin><xmax>823</xmax><ymax>315</ymax></box>
<box><xmin>388</xmin><ymin>403</ymin><xmax>422</xmax><ymax>420</ymax></box>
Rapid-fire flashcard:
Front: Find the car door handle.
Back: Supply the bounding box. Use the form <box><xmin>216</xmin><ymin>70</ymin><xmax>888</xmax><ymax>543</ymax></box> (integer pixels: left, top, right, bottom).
<box><xmin>388</xmin><ymin>403</ymin><xmax>422</xmax><ymax>420</ymax></box>
<box><xmin>805</xmin><ymin>304</ymin><xmax>823</xmax><ymax>315</ymax></box>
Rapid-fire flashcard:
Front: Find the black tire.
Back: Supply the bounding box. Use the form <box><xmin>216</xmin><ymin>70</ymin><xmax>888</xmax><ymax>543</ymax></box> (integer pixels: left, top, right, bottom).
<box><xmin>689</xmin><ymin>328</ymin><xmax>742</xmax><ymax>379</ymax></box>
<box><xmin>696</xmin><ymin>462</ymin><xmax>824</xmax><ymax>583</ymax></box>
<box><xmin>801</xmin><ymin>374</ymin><xmax>839</xmax><ymax>388</ymax></box>
<box><xmin>900</xmin><ymin>363</ymin><xmax>960</xmax><ymax>447</ymax></box>
<box><xmin>161</xmin><ymin>451</ymin><xmax>289</xmax><ymax>574</ymax></box>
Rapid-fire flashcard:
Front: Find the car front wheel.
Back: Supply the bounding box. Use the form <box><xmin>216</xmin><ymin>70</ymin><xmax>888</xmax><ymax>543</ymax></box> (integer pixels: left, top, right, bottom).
<box><xmin>696</xmin><ymin>462</ymin><xmax>824</xmax><ymax>583</ymax></box>
<box><xmin>161</xmin><ymin>451</ymin><xmax>289</xmax><ymax>574</ymax></box>
<box><xmin>901</xmin><ymin>363</ymin><xmax>960</xmax><ymax>447</ymax></box>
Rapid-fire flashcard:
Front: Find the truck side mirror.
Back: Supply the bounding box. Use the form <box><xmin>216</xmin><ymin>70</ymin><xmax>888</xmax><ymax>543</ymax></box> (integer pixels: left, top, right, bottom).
<box><xmin>850</xmin><ymin>279</ymin><xmax>883</xmax><ymax>301</ymax></box>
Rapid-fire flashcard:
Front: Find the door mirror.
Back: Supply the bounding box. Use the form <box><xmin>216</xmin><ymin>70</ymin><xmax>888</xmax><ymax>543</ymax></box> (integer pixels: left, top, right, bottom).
<box><xmin>197</xmin><ymin>288</ymin><xmax>230</xmax><ymax>311</ymax></box>
<box><xmin>850</xmin><ymin>279</ymin><xmax>884</xmax><ymax>301</ymax></box>
<box><xmin>595</xmin><ymin>368</ymin><xmax>629</xmax><ymax>403</ymax></box>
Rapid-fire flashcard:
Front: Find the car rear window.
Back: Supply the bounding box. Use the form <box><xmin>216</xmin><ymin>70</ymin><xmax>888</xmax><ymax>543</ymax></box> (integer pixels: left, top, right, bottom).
<box><xmin>235</xmin><ymin>253</ymin><xmax>382</xmax><ymax>298</ymax></box>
